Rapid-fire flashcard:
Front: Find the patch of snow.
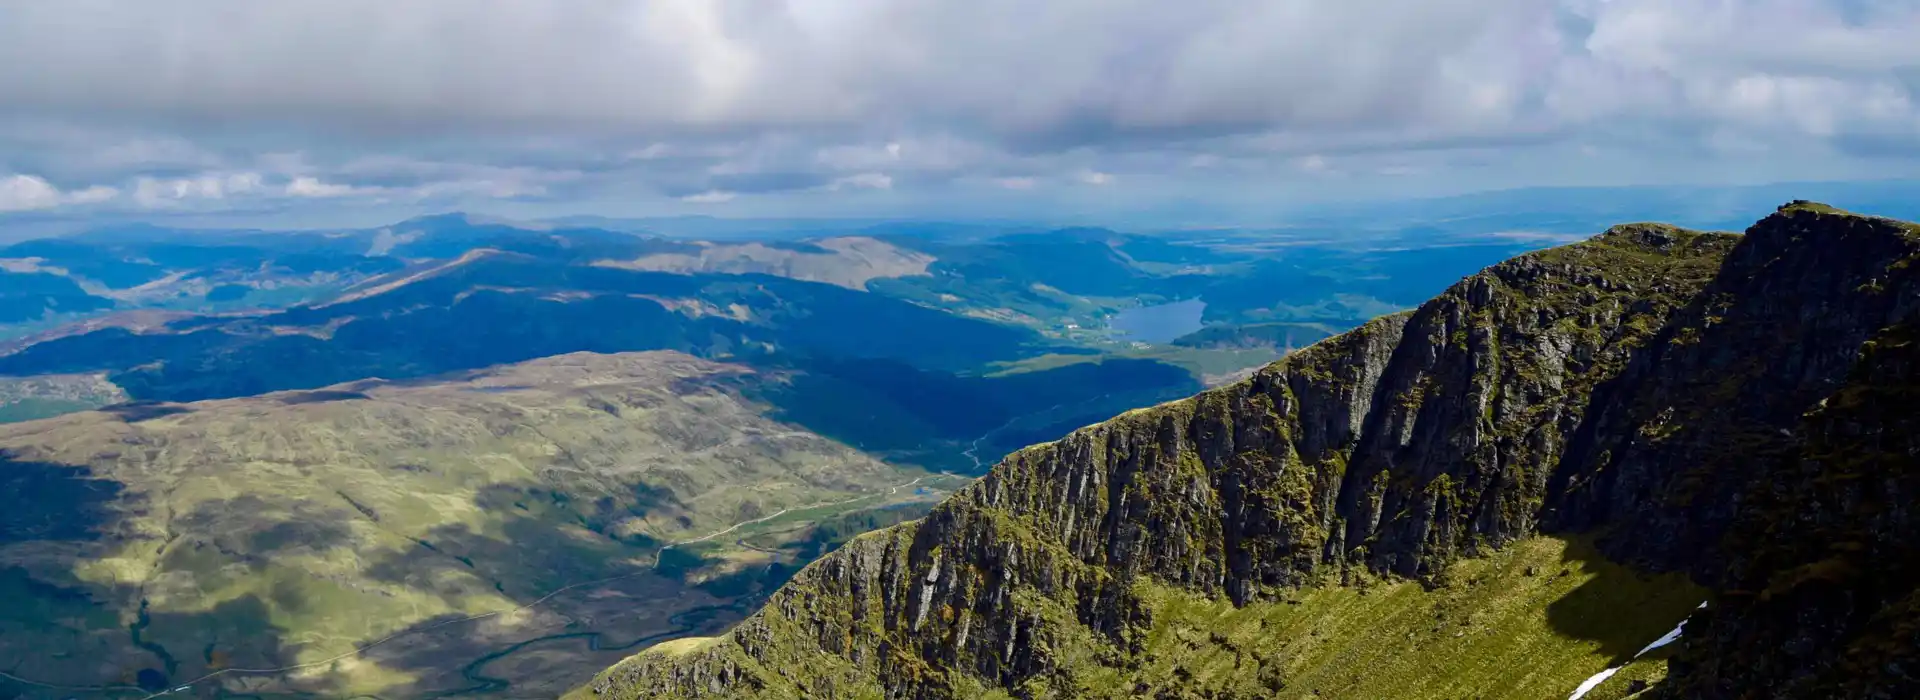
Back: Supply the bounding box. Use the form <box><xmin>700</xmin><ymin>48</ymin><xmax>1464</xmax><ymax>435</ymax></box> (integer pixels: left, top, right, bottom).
<box><xmin>1568</xmin><ymin>668</ymin><xmax>1621</xmax><ymax>700</ymax></box>
<box><xmin>1567</xmin><ymin>601</ymin><xmax>1708</xmax><ymax>700</ymax></box>
<box><xmin>1634</xmin><ymin>618</ymin><xmax>1690</xmax><ymax>657</ymax></box>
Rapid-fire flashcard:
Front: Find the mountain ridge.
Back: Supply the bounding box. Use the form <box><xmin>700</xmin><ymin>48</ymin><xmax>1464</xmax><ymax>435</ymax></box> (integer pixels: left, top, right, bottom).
<box><xmin>574</xmin><ymin>202</ymin><xmax>1920</xmax><ymax>699</ymax></box>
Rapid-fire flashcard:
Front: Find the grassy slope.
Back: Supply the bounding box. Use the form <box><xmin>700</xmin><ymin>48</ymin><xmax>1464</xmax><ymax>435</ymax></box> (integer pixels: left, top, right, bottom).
<box><xmin>1097</xmin><ymin>537</ymin><xmax>1701</xmax><ymax>700</ymax></box>
<box><xmin>579</xmin><ymin>536</ymin><xmax>1701</xmax><ymax>700</ymax></box>
<box><xmin>1580</xmin><ymin>647</ymin><xmax>1675</xmax><ymax>700</ymax></box>
<box><xmin>0</xmin><ymin>352</ymin><xmax>935</xmax><ymax>697</ymax></box>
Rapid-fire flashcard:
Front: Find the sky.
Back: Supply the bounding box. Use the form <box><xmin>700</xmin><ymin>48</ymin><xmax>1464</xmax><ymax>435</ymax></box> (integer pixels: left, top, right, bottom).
<box><xmin>0</xmin><ymin>0</ymin><xmax>1918</xmax><ymax>228</ymax></box>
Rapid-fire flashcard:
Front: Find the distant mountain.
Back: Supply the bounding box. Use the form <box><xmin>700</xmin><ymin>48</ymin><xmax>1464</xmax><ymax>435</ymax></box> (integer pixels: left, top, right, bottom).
<box><xmin>578</xmin><ymin>203</ymin><xmax>1920</xmax><ymax>700</ymax></box>
<box><xmin>540</xmin><ymin>215</ymin><xmax>1045</xmax><ymax>243</ymax></box>
<box><xmin>0</xmin><ymin>212</ymin><xmax>1559</xmax><ymax>434</ymax></box>
<box><xmin>593</xmin><ymin>236</ymin><xmax>935</xmax><ymax>290</ymax></box>
<box><xmin>0</xmin><ymin>351</ymin><xmax>955</xmax><ymax>698</ymax></box>
<box><xmin>0</xmin><ymin>269</ymin><xmax>113</xmax><ymax>323</ymax></box>
<box><xmin>363</xmin><ymin>213</ymin><xmax>692</xmax><ymax>261</ymax></box>
<box><xmin>1169</xmin><ymin>321</ymin><xmax>1339</xmax><ymax>351</ymax></box>
<box><xmin>0</xmin><ymin>225</ymin><xmax>406</xmax><ymax>328</ymax></box>
<box><xmin>0</xmin><ymin>253</ymin><xmax>1042</xmax><ymax>400</ymax></box>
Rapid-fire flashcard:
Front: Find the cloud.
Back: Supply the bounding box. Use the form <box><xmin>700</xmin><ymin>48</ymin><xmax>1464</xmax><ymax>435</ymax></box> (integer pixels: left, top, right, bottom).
<box><xmin>0</xmin><ymin>0</ymin><xmax>1916</xmax><ymax>219</ymax></box>
<box><xmin>18</xmin><ymin>0</ymin><xmax>1905</xmax><ymax>144</ymax></box>
<box><xmin>285</xmin><ymin>176</ymin><xmax>363</xmax><ymax>198</ymax></box>
<box><xmin>0</xmin><ymin>175</ymin><xmax>62</xmax><ymax>212</ymax></box>
<box><xmin>64</xmin><ymin>185</ymin><xmax>120</xmax><ymax>204</ymax></box>
<box><xmin>829</xmin><ymin>172</ymin><xmax>894</xmax><ymax>191</ymax></box>
<box><xmin>0</xmin><ymin>174</ymin><xmax>122</xmax><ymax>212</ymax></box>
<box><xmin>680</xmin><ymin>190</ymin><xmax>738</xmax><ymax>204</ymax></box>
<box><xmin>131</xmin><ymin>173</ymin><xmax>267</xmax><ymax>208</ymax></box>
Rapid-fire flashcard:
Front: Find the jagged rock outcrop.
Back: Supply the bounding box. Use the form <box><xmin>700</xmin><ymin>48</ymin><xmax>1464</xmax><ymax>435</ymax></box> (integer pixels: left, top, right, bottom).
<box><xmin>574</xmin><ymin>203</ymin><xmax>1920</xmax><ymax>700</ymax></box>
<box><xmin>1661</xmin><ymin>314</ymin><xmax>1920</xmax><ymax>699</ymax></box>
<box><xmin>1546</xmin><ymin>203</ymin><xmax>1920</xmax><ymax>579</ymax></box>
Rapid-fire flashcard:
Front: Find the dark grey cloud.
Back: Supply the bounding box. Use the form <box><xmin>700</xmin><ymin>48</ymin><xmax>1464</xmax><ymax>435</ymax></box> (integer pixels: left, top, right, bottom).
<box><xmin>0</xmin><ymin>0</ymin><xmax>1916</xmax><ymax>219</ymax></box>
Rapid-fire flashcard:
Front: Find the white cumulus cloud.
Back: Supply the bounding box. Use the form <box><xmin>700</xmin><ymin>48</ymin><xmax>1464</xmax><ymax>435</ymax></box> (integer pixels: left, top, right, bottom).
<box><xmin>0</xmin><ymin>174</ymin><xmax>62</xmax><ymax>212</ymax></box>
<box><xmin>286</xmin><ymin>176</ymin><xmax>361</xmax><ymax>197</ymax></box>
<box><xmin>679</xmin><ymin>190</ymin><xmax>738</xmax><ymax>203</ymax></box>
<box><xmin>0</xmin><ymin>174</ymin><xmax>121</xmax><ymax>211</ymax></box>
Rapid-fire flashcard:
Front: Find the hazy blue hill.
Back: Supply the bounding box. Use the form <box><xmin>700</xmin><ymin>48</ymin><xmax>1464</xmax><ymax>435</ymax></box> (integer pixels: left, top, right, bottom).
<box><xmin>1177</xmin><ymin>242</ymin><xmax>1536</xmax><ymax>327</ymax></box>
<box><xmin>1112</xmin><ymin>234</ymin><xmax>1240</xmax><ymax>266</ymax></box>
<box><xmin>760</xmin><ymin>355</ymin><xmax>1200</xmax><ymax>462</ymax></box>
<box><xmin>0</xmin><ymin>211</ymin><xmax>1577</xmax><ymax>435</ymax></box>
<box><xmin>933</xmin><ymin>232</ymin><xmax>1154</xmax><ymax>296</ymax></box>
<box><xmin>1170</xmin><ymin>321</ymin><xmax>1339</xmax><ymax>350</ymax></box>
<box><xmin>376</xmin><ymin>213</ymin><xmax>695</xmax><ymax>261</ymax></box>
<box><xmin>0</xmin><ymin>257</ymin><xmax>1047</xmax><ymax>403</ymax></box>
<box><xmin>0</xmin><ymin>271</ymin><xmax>113</xmax><ymax>323</ymax></box>
<box><xmin>0</xmin><ymin>238</ymin><xmax>170</xmax><ymax>289</ymax></box>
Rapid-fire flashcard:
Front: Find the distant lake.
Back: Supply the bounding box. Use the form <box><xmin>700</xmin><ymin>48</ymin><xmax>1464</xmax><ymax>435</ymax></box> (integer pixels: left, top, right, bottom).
<box><xmin>1109</xmin><ymin>299</ymin><xmax>1206</xmax><ymax>343</ymax></box>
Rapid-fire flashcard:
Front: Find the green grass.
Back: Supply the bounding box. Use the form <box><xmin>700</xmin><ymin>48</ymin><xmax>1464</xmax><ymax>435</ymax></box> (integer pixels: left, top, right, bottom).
<box><xmin>1075</xmin><ymin>536</ymin><xmax>1704</xmax><ymax>699</ymax></box>
<box><xmin>656</xmin><ymin>476</ymin><xmax>966</xmax><ymax>589</ymax></box>
<box><xmin>581</xmin><ymin>535</ymin><xmax>1704</xmax><ymax>700</ymax></box>
<box><xmin>1580</xmin><ymin>645</ymin><xmax>1675</xmax><ymax>700</ymax></box>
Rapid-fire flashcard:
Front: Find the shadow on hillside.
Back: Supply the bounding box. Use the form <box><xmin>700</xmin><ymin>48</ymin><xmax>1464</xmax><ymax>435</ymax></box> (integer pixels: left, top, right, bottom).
<box><xmin>356</xmin><ymin>589</ymin><xmax>749</xmax><ymax>699</ymax></box>
<box><xmin>0</xmin><ymin>451</ymin><xmax>125</xmax><ymax>545</ymax></box>
<box><xmin>467</xmin><ymin>481</ymin><xmax>678</xmax><ymax>547</ymax></box>
<box><xmin>349</xmin><ymin>484</ymin><xmax>767</xmax><ymax>698</ymax></box>
<box><xmin>98</xmin><ymin>401</ymin><xmax>193</xmax><ymax>422</ymax></box>
<box><xmin>132</xmin><ymin>595</ymin><xmax>298</xmax><ymax>693</ymax></box>
<box><xmin>276</xmin><ymin>389</ymin><xmax>371</xmax><ymax>405</ymax></box>
<box><xmin>1544</xmin><ymin>536</ymin><xmax>1705</xmax><ymax>665</ymax></box>
<box><xmin>361</xmin><ymin>483</ymin><xmax>673</xmax><ymax>607</ymax></box>
<box><xmin>745</xmin><ymin>355</ymin><xmax>1201</xmax><ymax>473</ymax></box>
<box><xmin>0</xmin><ymin>564</ymin><xmax>300</xmax><ymax>698</ymax></box>
<box><xmin>168</xmin><ymin>495</ymin><xmax>359</xmax><ymax>570</ymax></box>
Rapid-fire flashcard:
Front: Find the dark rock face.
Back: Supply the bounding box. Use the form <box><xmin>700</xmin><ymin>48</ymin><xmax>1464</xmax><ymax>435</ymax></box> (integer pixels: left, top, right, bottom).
<box><xmin>1547</xmin><ymin>204</ymin><xmax>1920</xmax><ymax>582</ymax></box>
<box><xmin>580</xmin><ymin>203</ymin><xmax>1920</xmax><ymax>700</ymax></box>
<box><xmin>1659</xmin><ymin>319</ymin><xmax>1920</xmax><ymax>699</ymax></box>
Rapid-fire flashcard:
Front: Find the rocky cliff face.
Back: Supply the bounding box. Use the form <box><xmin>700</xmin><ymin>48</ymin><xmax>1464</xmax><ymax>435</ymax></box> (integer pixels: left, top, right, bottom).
<box><xmin>574</xmin><ymin>203</ymin><xmax>1920</xmax><ymax>700</ymax></box>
